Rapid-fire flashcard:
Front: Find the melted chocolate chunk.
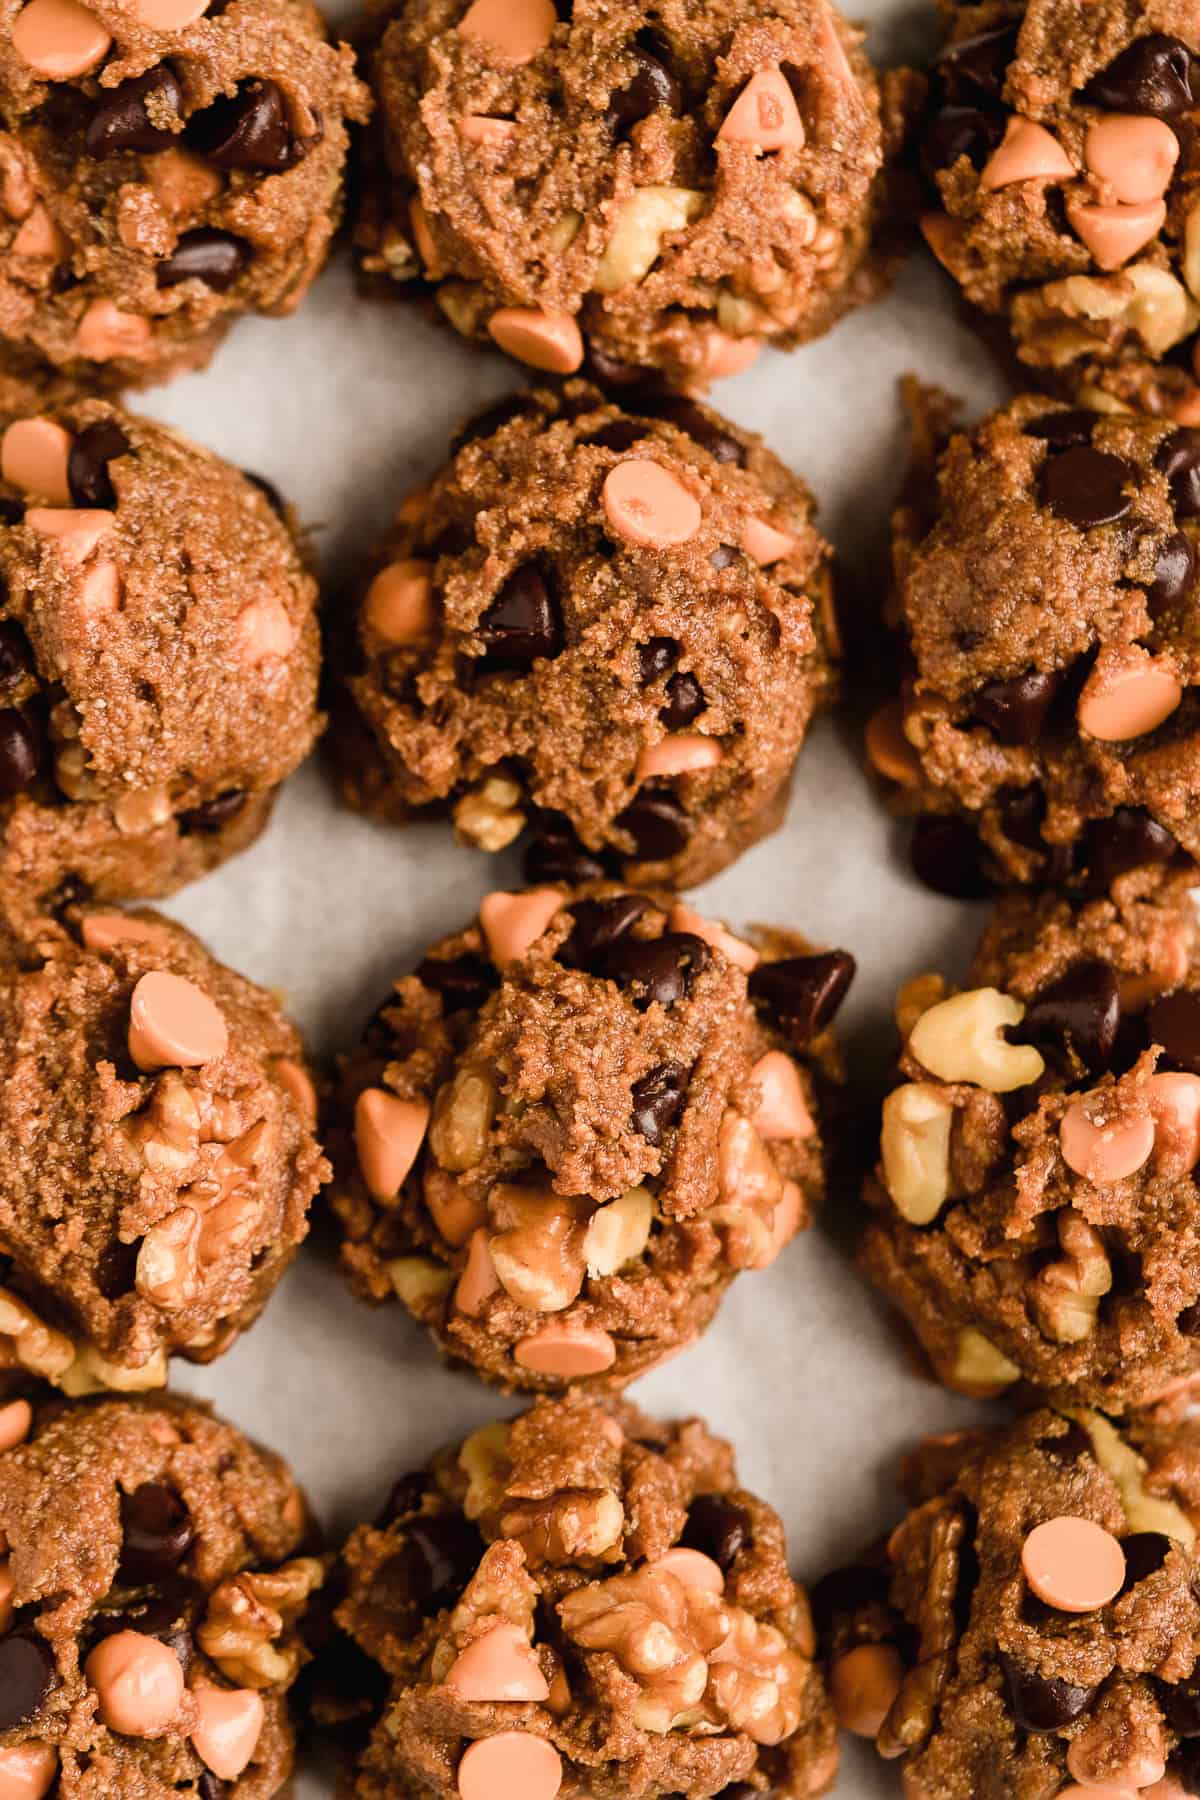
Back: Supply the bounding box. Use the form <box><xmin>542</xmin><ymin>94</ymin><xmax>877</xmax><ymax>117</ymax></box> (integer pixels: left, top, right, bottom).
<box><xmin>186</xmin><ymin>78</ymin><xmax>303</xmax><ymax>171</ymax></box>
<box><xmin>604</xmin><ymin>932</ymin><xmax>708</xmax><ymax>1009</ymax></box>
<box><xmin>117</xmin><ymin>1484</ymin><xmax>194</xmax><ymax>1584</ymax></box>
<box><xmin>398</xmin><ymin>1513</ymin><xmax>484</xmax><ymax>1613</ymax></box>
<box><xmin>1148</xmin><ymin>990</ymin><xmax>1200</xmax><ymax>1076</ymax></box>
<box><xmin>749</xmin><ymin>951</ymin><xmax>854</xmax><ymax>1047</ymax></box>
<box><xmin>68</xmin><ymin>420</ymin><xmax>131</xmax><ymax>509</ymax></box>
<box><xmin>1150</xmin><ymin>530</ymin><xmax>1196</xmax><ymax>610</ymax></box>
<box><xmin>630</xmin><ymin>1061</ymin><xmax>687</xmax><ymax>1143</ymax></box>
<box><xmin>661</xmin><ymin>671</ymin><xmax>706</xmax><ymax>729</ymax></box>
<box><xmin>522</xmin><ymin>811</ymin><xmax>615</xmax><ymax>885</ymax></box>
<box><xmin>415</xmin><ymin>952</ymin><xmax>497</xmax><ymax>1014</ymax></box>
<box><xmin>0</xmin><ymin>709</ymin><xmax>40</xmax><ymax>796</ymax></box>
<box><xmin>1016</xmin><ymin>960</ymin><xmax>1121</xmax><ymax>1074</ymax></box>
<box><xmin>631</xmin><ymin>393</ymin><xmax>746</xmax><ymax>466</ymax></box>
<box><xmin>1161</xmin><ymin>1676</ymin><xmax>1200</xmax><ymax>1736</ymax></box>
<box><xmin>157</xmin><ymin>229</ymin><xmax>251</xmax><ymax>292</ymax></box>
<box><xmin>1119</xmin><ymin>1531</ymin><xmax>1171</xmax><ymax>1592</ymax></box>
<box><xmin>910</xmin><ymin>814</ymin><xmax>991</xmax><ymax>899</ymax></box>
<box><xmin>808</xmin><ymin>1562</ymin><xmax>891</xmax><ymax>1632</ymax></box>
<box><xmin>1157</xmin><ymin>429</ymin><xmax>1200</xmax><ymax>520</ymax></box>
<box><xmin>1022</xmin><ymin>409</ymin><xmax>1096</xmax><ymax>449</ymax></box>
<box><xmin>680</xmin><ymin>1494</ymin><xmax>748</xmax><ymax>1569</ymax></box>
<box><xmin>937</xmin><ymin>23</ymin><xmax>1019</xmax><ymax>99</ymax></box>
<box><xmin>1085</xmin><ymin>806</ymin><xmax>1178</xmax><ymax>885</ymax></box>
<box><xmin>921</xmin><ymin>104</ymin><xmax>1003</xmax><ymax>176</ymax></box>
<box><xmin>85</xmin><ymin>65</ymin><xmax>182</xmax><ymax>156</ymax></box>
<box><xmin>615</xmin><ymin>789</ymin><xmax>690</xmax><ymax>861</ymax></box>
<box><xmin>605</xmin><ymin>40</ymin><xmax>682</xmax><ymax>135</ymax></box>
<box><xmin>1039</xmin><ymin>446</ymin><xmax>1135</xmax><ymax>529</ymax></box>
<box><xmin>639</xmin><ymin>636</ymin><xmax>679</xmax><ymax>683</ymax></box>
<box><xmin>0</xmin><ymin>1634</ymin><xmax>56</xmax><ymax>1731</ymax></box>
<box><xmin>558</xmin><ymin>894</ymin><xmax>650</xmax><ymax>970</ymax></box>
<box><xmin>177</xmin><ymin>789</ymin><xmax>247</xmax><ymax>836</ymax></box>
<box><xmin>1082</xmin><ymin>34</ymin><xmax>1197</xmax><ymax>117</ymax></box>
<box><xmin>588</xmin><ymin>419</ymin><xmax>645</xmax><ymax>454</ymax></box>
<box><xmin>1000</xmin><ymin>1654</ymin><xmax>1097</xmax><ymax>1732</ymax></box>
<box><xmin>972</xmin><ymin>669</ymin><xmax>1062</xmax><ymax>745</ymax></box>
<box><xmin>478</xmin><ymin>565</ymin><xmax>563</xmax><ymax>669</ymax></box>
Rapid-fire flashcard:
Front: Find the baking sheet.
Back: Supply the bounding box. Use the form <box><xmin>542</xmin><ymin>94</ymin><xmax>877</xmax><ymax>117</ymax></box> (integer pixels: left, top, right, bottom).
<box><xmin>134</xmin><ymin>4</ymin><xmax>1022</xmax><ymax>1785</ymax></box>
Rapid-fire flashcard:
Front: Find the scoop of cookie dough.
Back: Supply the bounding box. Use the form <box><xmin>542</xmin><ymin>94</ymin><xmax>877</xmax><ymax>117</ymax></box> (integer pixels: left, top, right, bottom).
<box><xmin>917</xmin><ymin>0</ymin><xmax>1200</xmax><ymax>418</ymax></box>
<box><xmin>0</xmin><ymin>1389</ymin><xmax>320</xmax><ymax>1798</ymax></box>
<box><xmin>0</xmin><ymin>0</ymin><xmax>368</xmax><ymax>389</ymax></box>
<box><xmin>354</xmin><ymin>0</ymin><xmax>900</xmax><ymax>387</ymax></box>
<box><xmin>329</xmin><ymin>882</ymin><xmax>852</xmax><ymax>1391</ymax></box>
<box><xmin>818</xmin><ymin>1406</ymin><xmax>1200</xmax><ymax>1797</ymax></box>
<box><xmin>333</xmin><ymin>379</ymin><xmax>839</xmax><ymax>890</ymax></box>
<box><xmin>0</xmin><ymin>396</ymin><xmax>321</xmax><ymax>923</ymax></box>
<box><xmin>327</xmin><ymin>1392</ymin><xmax>838</xmax><ymax>1800</ymax></box>
<box><xmin>871</xmin><ymin>389</ymin><xmax>1200</xmax><ymax>897</ymax></box>
<box><xmin>858</xmin><ymin>877</ymin><xmax>1200</xmax><ymax>1413</ymax></box>
<box><xmin>0</xmin><ymin>903</ymin><xmax>327</xmax><ymax>1393</ymax></box>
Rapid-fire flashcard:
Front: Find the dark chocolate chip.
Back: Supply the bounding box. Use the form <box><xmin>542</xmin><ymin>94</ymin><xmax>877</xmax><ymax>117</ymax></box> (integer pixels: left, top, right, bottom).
<box><xmin>937</xmin><ymin>23</ymin><xmax>1019</xmax><ymax>98</ymax></box>
<box><xmin>186</xmin><ymin>78</ymin><xmax>297</xmax><ymax>171</ymax></box>
<box><xmin>0</xmin><ymin>1634</ymin><xmax>55</xmax><ymax>1731</ymax></box>
<box><xmin>415</xmin><ymin>952</ymin><xmax>497</xmax><ymax>1014</ymax></box>
<box><xmin>1161</xmin><ymin>1676</ymin><xmax>1200</xmax><ymax>1737</ymax></box>
<box><xmin>660</xmin><ymin>671</ymin><xmax>706</xmax><ymax>729</ymax></box>
<box><xmin>1016</xmin><ymin>959</ymin><xmax>1120</xmax><ymax>1074</ymax></box>
<box><xmin>156</xmin><ymin>228</ymin><xmax>251</xmax><ymax>292</ymax></box>
<box><xmin>0</xmin><ymin>499</ymin><xmax>22</xmax><ymax>524</ymax></box>
<box><xmin>558</xmin><ymin>894</ymin><xmax>650</xmax><ymax>969</ymax></box>
<box><xmin>377</xmin><ymin>1471</ymin><xmax>429</xmax><ymax>1528</ymax></box>
<box><xmin>1086</xmin><ymin>806</ymin><xmax>1178</xmax><ymax>885</ymax></box>
<box><xmin>0</xmin><ymin>621</ymin><xmax>30</xmax><ymax>689</ymax></box>
<box><xmin>605</xmin><ymin>43</ymin><xmax>682</xmax><ymax>134</ymax></box>
<box><xmin>1148</xmin><ymin>990</ymin><xmax>1200</xmax><ymax>1077</ymax></box>
<box><xmin>604</xmin><ymin>931</ymin><xmax>708</xmax><ymax>1009</ymax></box>
<box><xmin>639</xmin><ymin>636</ymin><xmax>679</xmax><ymax>684</ymax></box>
<box><xmin>117</xmin><ymin>1484</ymin><xmax>194</xmax><ymax>1584</ymax></box>
<box><xmin>1119</xmin><ymin>1531</ymin><xmax>1171</xmax><ymax>1592</ymax></box>
<box><xmin>95</xmin><ymin>1237</ymin><xmax>139</xmax><ymax>1299</ymax></box>
<box><xmin>522</xmin><ymin>810</ymin><xmax>615</xmax><ymax>886</ymax></box>
<box><xmin>1151</xmin><ymin>530</ymin><xmax>1196</xmax><ymax>609</ymax></box>
<box><xmin>615</xmin><ymin>789</ymin><xmax>690</xmax><ymax>861</ymax></box>
<box><xmin>1000</xmin><ymin>1654</ymin><xmax>1096</xmax><ymax>1732</ymax></box>
<box><xmin>0</xmin><ymin>709</ymin><xmax>40</xmax><ymax>796</ymax></box>
<box><xmin>1022</xmin><ymin>409</ymin><xmax>1097</xmax><ymax>449</ymax></box>
<box><xmin>972</xmin><ymin>669</ymin><xmax>1063</xmax><ymax>745</ymax></box>
<box><xmin>1174</xmin><ymin>1741</ymin><xmax>1200</xmax><ymax>1794</ymax></box>
<box><xmin>748</xmin><ymin>950</ymin><xmax>855</xmax><ymax>1047</ymax></box>
<box><xmin>199</xmin><ymin>1774</ymin><xmax>229</xmax><ymax>1800</ymax></box>
<box><xmin>680</xmin><ymin>1494</ymin><xmax>747</xmax><ymax>1570</ymax></box>
<box><xmin>584</xmin><ymin>346</ymin><xmax>655</xmax><ymax>388</ymax></box>
<box><xmin>631</xmin><ymin>392</ymin><xmax>746</xmax><ymax>466</ymax></box>
<box><xmin>1157</xmin><ymin>429</ymin><xmax>1200</xmax><ymax>520</ymax></box>
<box><xmin>588</xmin><ymin>419</ymin><xmax>644</xmax><ymax>454</ymax></box>
<box><xmin>478</xmin><ymin>565</ymin><xmax>562</xmax><ymax>668</ymax></box>
<box><xmin>909</xmin><ymin>814</ymin><xmax>991</xmax><ymax>899</ymax></box>
<box><xmin>177</xmin><ymin>788</ymin><xmax>247</xmax><ymax>836</ymax></box>
<box><xmin>1180</xmin><ymin>1301</ymin><xmax>1200</xmax><ymax>1336</ymax></box>
<box><xmin>630</xmin><ymin>1061</ymin><xmax>687</xmax><ymax>1144</ymax></box>
<box><xmin>921</xmin><ymin>105</ymin><xmax>1003</xmax><ymax>176</ymax></box>
<box><xmin>67</xmin><ymin>419</ymin><xmax>131</xmax><ymax>509</ymax></box>
<box><xmin>85</xmin><ymin>65</ymin><xmax>182</xmax><ymax>157</ymax></box>
<box><xmin>91</xmin><ymin>1580</ymin><xmax>200</xmax><ymax>1669</ymax></box>
<box><xmin>1082</xmin><ymin>34</ymin><xmax>1197</xmax><ymax>116</ymax></box>
<box><xmin>400</xmin><ymin>1514</ymin><xmax>484</xmax><ymax>1613</ymax></box>
<box><xmin>999</xmin><ymin>785</ymin><xmax>1046</xmax><ymax>851</ymax></box>
<box><xmin>1039</xmin><ymin>446</ymin><xmax>1135</xmax><ymax>529</ymax></box>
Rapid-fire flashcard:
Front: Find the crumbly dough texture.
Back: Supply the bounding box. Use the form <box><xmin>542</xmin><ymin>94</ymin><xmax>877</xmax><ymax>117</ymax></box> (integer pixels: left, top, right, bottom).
<box><xmin>355</xmin><ymin>0</ymin><xmax>902</xmax><ymax>385</ymax></box>
<box><xmin>334</xmin><ymin>378</ymin><xmax>838</xmax><ymax>891</ymax></box>
<box><xmin>0</xmin><ymin>397</ymin><xmax>321</xmax><ymax>925</ymax></box>
<box><xmin>328</xmin><ymin>1393</ymin><xmax>839</xmax><ymax>1799</ymax></box>
<box><xmin>328</xmin><ymin>882</ymin><xmax>850</xmax><ymax>1392</ymax></box>
<box><xmin>0</xmin><ymin>1391</ymin><xmax>318</xmax><ymax>1798</ymax></box>
<box><xmin>861</xmin><ymin>879</ymin><xmax>1200</xmax><ymax>1412</ymax></box>
<box><xmin>818</xmin><ymin>1407</ymin><xmax>1200</xmax><ymax>1798</ymax></box>
<box><xmin>0</xmin><ymin>904</ymin><xmax>327</xmax><ymax>1388</ymax></box>
<box><xmin>0</xmin><ymin>0</ymin><xmax>368</xmax><ymax>389</ymax></box>
<box><xmin>879</xmin><ymin>388</ymin><xmax>1200</xmax><ymax>892</ymax></box>
<box><xmin>917</xmin><ymin>0</ymin><xmax>1200</xmax><ymax>415</ymax></box>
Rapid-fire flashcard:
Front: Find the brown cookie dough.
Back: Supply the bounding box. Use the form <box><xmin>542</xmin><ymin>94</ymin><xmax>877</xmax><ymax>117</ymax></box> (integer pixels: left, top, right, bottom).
<box><xmin>817</xmin><ymin>1406</ymin><xmax>1200</xmax><ymax>1798</ymax></box>
<box><xmin>916</xmin><ymin>0</ymin><xmax>1200</xmax><ymax>418</ymax></box>
<box><xmin>0</xmin><ymin>1389</ymin><xmax>320</xmax><ymax>1799</ymax></box>
<box><xmin>328</xmin><ymin>882</ymin><xmax>852</xmax><ymax>1391</ymax></box>
<box><xmin>333</xmin><ymin>379</ymin><xmax>839</xmax><ymax>891</ymax></box>
<box><xmin>871</xmin><ymin>388</ymin><xmax>1200</xmax><ymax>897</ymax></box>
<box><xmin>325</xmin><ymin>1392</ymin><xmax>838</xmax><ymax>1800</ymax></box>
<box><xmin>0</xmin><ymin>397</ymin><xmax>321</xmax><ymax>925</ymax></box>
<box><xmin>858</xmin><ymin>878</ymin><xmax>1200</xmax><ymax>1413</ymax></box>
<box><xmin>353</xmin><ymin>0</ymin><xmax>901</xmax><ymax>388</ymax></box>
<box><xmin>0</xmin><ymin>902</ymin><xmax>327</xmax><ymax>1393</ymax></box>
<box><xmin>0</xmin><ymin>0</ymin><xmax>368</xmax><ymax>390</ymax></box>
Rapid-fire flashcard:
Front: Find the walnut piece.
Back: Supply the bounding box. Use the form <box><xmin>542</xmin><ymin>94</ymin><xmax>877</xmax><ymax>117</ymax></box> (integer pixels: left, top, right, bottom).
<box><xmin>198</xmin><ymin>1557</ymin><xmax>323</xmax><ymax>1688</ymax></box>
<box><xmin>1031</xmin><ymin>1209</ymin><xmax>1112</xmax><ymax>1345</ymax></box>
<box><xmin>429</xmin><ymin>1069</ymin><xmax>496</xmax><ymax>1172</ymax></box>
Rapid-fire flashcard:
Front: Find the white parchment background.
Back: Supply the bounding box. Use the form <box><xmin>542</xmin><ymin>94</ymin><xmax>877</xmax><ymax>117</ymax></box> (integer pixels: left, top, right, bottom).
<box><xmin>131</xmin><ymin>2</ymin><xmax>1022</xmax><ymax>1787</ymax></box>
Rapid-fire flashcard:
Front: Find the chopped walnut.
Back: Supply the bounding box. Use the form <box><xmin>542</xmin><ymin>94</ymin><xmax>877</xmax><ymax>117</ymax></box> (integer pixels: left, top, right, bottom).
<box><xmin>198</xmin><ymin>1556</ymin><xmax>323</xmax><ymax>1688</ymax></box>
<box><xmin>707</xmin><ymin>1604</ymin><xmax>811</xmax><ymax>1745</ymax></box>
<box><xmin>560</xmin><ymin>1564</ymin><xmax>728</xmax><ymax>1733</ymax></box>
<box><xmin>1031</xmin><ymin>1209</ymin><xmax>1112</xmax><ymax>1345</ymax></box>
<box><xmin>429</xmin><ymin>1541</ymin><xmax>535</xmax><ymax>1682</ymax></box>
<box><xmin>0</xmin><ymin>1287</ymin><xmax>74</xmax><ymax>1381</ymax></box>
<box><xmin>429</xmin><ymin>1069</ymin><xmax>496</xmax><ymax>1172</ymax></box>
<box><xmin>453</xmin><ymin>776</ymin><xmax>526</xmax><ymax>852</ymax></box>
<box><xmin>497</xmin><ymin>1489</ymin><xmax>625</xmax><ymax>1568</ymax></box>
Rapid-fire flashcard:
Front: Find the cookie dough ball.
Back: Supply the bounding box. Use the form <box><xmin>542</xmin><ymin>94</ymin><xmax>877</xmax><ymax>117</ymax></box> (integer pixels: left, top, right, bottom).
<box><xmin>329</xmin><ymin>883</ymin><xmax>852</xmax><ymax>1390</ymax></box>
<box><xmin>0</xmin><ymin>1389</ymin><xmax>320</xmax><ymax>1798</ymax></box>
<box><xmin>0</xmin><ymin>397</ymin><xmax>321</xmax><ymax>922</ymax></box>
<box><xmin>330</xmin><ymin>1392</ymin><xmax>839</xmax><ymax>1800</ymax></box>
<box><xmin>872</xmin><ymin>390</ymin><xmax>1200</xmax><ymax>897</ymax></box>
<box><xmin>858</xmin><ymin>878</ymin><xmax>1200</xmax><ymax>1412</ymax></box>
<box><xmin>355</xmin><ymin>0</ymin><xmax>895</xmax><ymax>387</ymax></box>
<box><xmin>0</xmin><ymin>0</ymin><xmax>369</xmax><ymax>389</ymax></box>
<box><xmin>0</xmin><ymin>903</ymin><xmax>327</xmax><ymax>1393</ymax></box>
<box><xmin>817</xmin><ymin>1407</ymin><xmax>1200</xmax><ymax>1797</ymax></box>
<box><xmin>334</xmin><ymin>379</ymin><xmax>838</xmax><ymax>891</ymax></box>
<box><xmin>917</xmin><ymin>0</ymin><xmax>1200</xmax><ymax>418</ymax></box>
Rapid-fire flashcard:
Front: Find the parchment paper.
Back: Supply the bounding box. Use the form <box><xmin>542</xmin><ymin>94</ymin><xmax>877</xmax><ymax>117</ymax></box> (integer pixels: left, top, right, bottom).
<box><xmin>134</xmin><ymin>5</ymin><xmax>1020</xmax><ymax>1784</ymax></box>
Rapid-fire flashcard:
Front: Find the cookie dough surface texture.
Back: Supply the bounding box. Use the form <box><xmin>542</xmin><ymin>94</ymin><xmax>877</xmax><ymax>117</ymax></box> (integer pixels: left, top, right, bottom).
<box><xmin>818</xmin><ymin>1407</ymin><xmax>1200</xmax><ymax>1799</ymax></box>
<box><xmin>355</xmin><ymin>0</ymin><xmax>892</xmax><ymax>386</ymax></box>
<box><xmin>875</xmin><ymin>390</ymin><xmax>1200</xmax><ymax>895</ymax></box>
<box><xmin>335</xmin><ymin>379</ymin><xmax>838</xmax><ymax>891</ymax></box>
<box><xmin>0</xmin><ymin>904</ymin><xmax>326</xmax><ymax>1392</ymax></box>
<box><xmin>0</xmin><ymin>1390</ymin><xmax>319</xmax><ymax>1799</ymax></box>
<box><xmin>861</xmin><ymin>879</ymin><xmax>1200</xmax><ymax>1413</ymax></box>
<box><xmin>0</xmin><ymin>0</ymin><xmax>368</xmax><ymax>389</ymax></box>
<box><xmin>0</xmin><ymin>398</ymin><xmax>321</xmax><ymax>923</ymax></box>
<box><xmin>329</xmin><ymin>882</ymin><xmax>852</xmax><ymax>1391</ymax></box>
<box><xmin>918</xmin><ymin>0</ymin><xmax>1200</xmax><ymax>417</ymax></box>
<box><xmin>330</xmin><ymin>1393</ymin><xmax>839</xmax><ymax>1800</ymax></box>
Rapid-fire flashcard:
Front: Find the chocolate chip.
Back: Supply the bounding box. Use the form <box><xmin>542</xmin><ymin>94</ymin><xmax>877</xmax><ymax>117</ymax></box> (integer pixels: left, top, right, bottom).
<box><xmin>639</xmin><ymin>636</ymin><xmax>679</xmax><ymax>683</ymax></box>
<box><xmin>1157</xmin><ymin>429</ymin><xmax>1200</xmax><ymax>520</ymax></box>
<box><xmin>478</xmin><ymin>565</ymin><xmax>562</xmax><ymax>669</ymax></box>
<box><xmin>1148</xmin><ymin>991</ymin><xmax>1200</xmax><ymax>1077</ymax></box>
<box><xmin>1022</xmin><ymin>409</ymin><xmax>1097</xmax><ymax>449</ymax></box>
<box><xmin>660</xmin><ymin>671</ymin><xmax>706</xmax><ymax>729</ymax></box>
<box><xmin>0</xmin><ymin>1634</ymin><xmax>55</xmax><ymax>1731</ymax></box>
<box><xmin>1016</xmin><ymin>960</ymin><xmax>1121</xmax><ymax>1074</ymax></box>
<box><xmin>67</xmin><ymin>419</ymin><xmax>131</xmax><ymax>509</ymax></box>
<box><xmin>680</xmin><ymin>1494</ymin><xmax>747</xmax><ymax>1569</ymax></box>
<box><xmin>605</xmin><ymin>42</ymin><xmax>682</xmax><ymax>134</ymax></box>
<box><xmin>199</xmin><ymin>1775</ymin><xmax>228</xmax><ymax>1800</ymax></box>
<box><xmin>1085</xmin><ymin>806</ymin><xmax>1178</xmax><ymax>886</ymax></box>
<box><xmin>415</xmin><ymin>952</ymin><xmax>497</xmax><ymax>1014</ymax></box>
<box><xmin>1039</xmin><ymin>446</ymin><xmax>1135</xmax><ymax>529</ymax></box>
<box><xmin>1000</xmin><ymin>1654</ymin><xmax>1097</xmax><ymax>1732</ymax></box>
<box><xmin>117</xmin><ymin>1484</ymin><xmax>194</xmax><ymax>1584</ymax></box>
<box><xmin>85</xmin><ymin>65</ymin><xmax>182</xmax><ymax>156</ymax></box>
<box><xmin>0</xmin><ymin>621</ymin><xmax>30</xmax><ymax>689</ymax></box>
<box><xmin>1119</xmin><ymin>1531</ymin><xmax>1171</xmax><ymax>1592</ymax></box>
<box><xmin>1180</xmin><ymin>1301</ymin><xmax>1200</xmax><ymax>1336</ymax></box>
<box><xmin>1150</xmin><ymin>530</ymin><xmax>1196</xmax><ymax>610</ymax></box>
<box><xmin>584</xmin><ymin>346</ymin><xmax>655</xmax><ymax>388</ymax></box>
<box><xmin>910</xmin><ymin>814</ymin><xmax>991</xmax><ymax>899</ymax></box>
<box><xmin>604</xmin><ymin>931</ymin><xmax>708</xmax><ymax>1009</ymax></box>
<box><xmin>748</xmin><ymin>950</ymin><xmax>855</xmax><ymax>1047</ymax></box>
<box><xmin>1174</xmin><ymin>1741</ymin><xmax>1200</xmax><ymax>1794</ymax></box>
<box><xmin>0</xmin><ymin>709</ymin><xmax>40</xmax><ymax>796</ymax></box>
<box><xmin>999</xmin><ymin>786</ymin><xmax>1046</xmax><ymax>852</ymax></box>
<box><xmin>972</xmin><ymin>669</ymin><xmax>1063</xmax><ymax>745</ymax></box>
<box><xmin>921</xmin><ymin>105</ymin><xmax>1003</xmax><ymax>176</ymax></box>
<box><xmin>631</xmin><ymin>392</ymin><xmax>746</xmax><ymax>466</ymax></box>
<box><xmin>186</xmin><ymin>77</ymin><xmax>298</xmax><ymax>171</ymax></box>
<box><xmin>522</xmin><ymin>809</ymin><xmax>615</xmax><ymax>885</ymax></box>
<box><xmin>808</xmin><ymin>1562</ymin><xmax>891</xmax><ymax>1632</ymax></box>
<box><xmin>377</xmin><ymin>1471</ymin><xmax>429</xmax><ymax>1528</ymax></box>
<box><xmin>157</xmin><ymin>228</ymin><xmax>251</xmax><ymax>292</ymax></box>
<box><xmin>400</xmin><ymin>1514</ymin><xmax>484</xmax><ymax>1613</ymax></box>
<box><xmin>91</xmin><ymin>1580</ymin><xmax>199</xmax><ymax>1669</ymax></box>
<box><xmin>588</xmin><ymin>419</ymin><xmax>645</xmax><ymax>454</ymax></box>
<box><xmin>937</xmin><ymin>23</ymin><xmax>1018</xmax><ymax>98</ymax></box>
<box><xmin>631</xmin><ymin>1061</ymin><xmax>686</xmax><ymax>1143</ymax></box>
<box><xmin>558</xmin><ymin>894</ymin><xmax>650</xmax><ymax>969</ymax></box>
<box><xmin>0</xmin><ymin>499</ymin><xmax>22</xmax><ymax>525</ymax></box>
<box><xmin>1082</xmin><ymin>34</ymin><xmax>1197</xmax><ymax>116</ymax></box>
<box><xmin>1161</xmin><ymin>1677</ymin><xmax>1200</xmax><ymax>1737</ymax></box>
<box><xmin>616</xmin><ymin>789</ymin><xmax>690</xmax><ymax>861</ymax></box>
<box><xmin>95</xmin><ymin>1238</ymin><xmax>138</xmax><ymax>1299</ymax></box>
<box><xmin>177</xmin><ymin>788</ymin><xmax>247</xmax><ymax>836</ymax></box>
